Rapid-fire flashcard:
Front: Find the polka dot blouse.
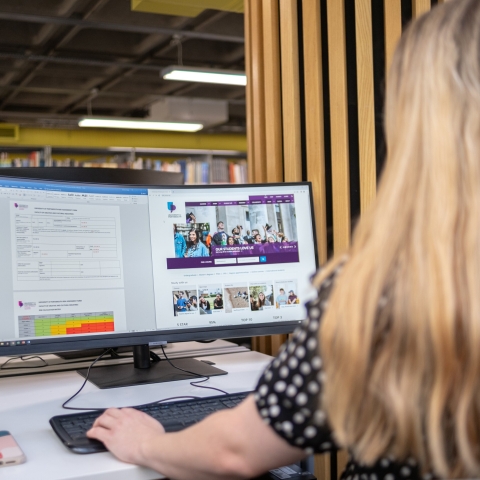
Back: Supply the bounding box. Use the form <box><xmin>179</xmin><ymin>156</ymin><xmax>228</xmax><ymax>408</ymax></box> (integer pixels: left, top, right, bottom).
<box><xmin>254</xmin><ymin>269</ymin><xmax>426</xmax><ymax>480</ymax></box>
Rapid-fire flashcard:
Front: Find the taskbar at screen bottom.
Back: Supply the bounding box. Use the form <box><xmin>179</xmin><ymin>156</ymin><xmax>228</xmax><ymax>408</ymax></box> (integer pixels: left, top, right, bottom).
<box><xmin>0</xmin><ymin>320</ymin><xmax>303</xmax><ymax>356</ymax></box>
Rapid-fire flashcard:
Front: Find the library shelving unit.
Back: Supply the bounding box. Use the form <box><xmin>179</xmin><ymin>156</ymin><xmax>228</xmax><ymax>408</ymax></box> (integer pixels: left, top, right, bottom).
<box><xmin>0</xmin><ymin>146</ymin><xmax>247</xmax><ymax>185</ymax></box>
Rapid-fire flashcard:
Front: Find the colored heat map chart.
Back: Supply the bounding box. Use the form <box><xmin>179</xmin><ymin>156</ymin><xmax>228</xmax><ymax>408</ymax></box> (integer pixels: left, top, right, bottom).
<box><xmin>18</xmin><ymin>312</ymin><xmax>114</xmax><ymax>337</ymax></box>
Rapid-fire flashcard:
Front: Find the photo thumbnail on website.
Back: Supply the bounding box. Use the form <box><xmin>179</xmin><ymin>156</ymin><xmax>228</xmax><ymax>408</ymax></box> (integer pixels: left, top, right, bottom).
<box><xmin>172</xmin><ymin>288</ymin><xmax>198</xmax><ymax>317</ymax></box>
<box><xmin>274</xmin><ymin>281</ymin><xmax>299</xmax><ymax>308</ymax></box>
<box><xmin>249</xmin><ymin>284</ymin><xmax>275</xmax><ymax>312</ymax></box>
<box><xmin>198</xmin><ymin>285</ymin><xmax>223</xmax><ymax>315</ymax></box>
<box><xmin>224</xmin><ymin>285</ymin><xmax>250</xmax><ymax>313</ymax></box>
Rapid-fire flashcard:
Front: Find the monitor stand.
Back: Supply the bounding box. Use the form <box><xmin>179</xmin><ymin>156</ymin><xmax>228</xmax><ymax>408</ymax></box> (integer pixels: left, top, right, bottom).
<box><xmin>76</xmin><ymin>344</ymin><xmax>228</xmax><ymax>389</ymax></box>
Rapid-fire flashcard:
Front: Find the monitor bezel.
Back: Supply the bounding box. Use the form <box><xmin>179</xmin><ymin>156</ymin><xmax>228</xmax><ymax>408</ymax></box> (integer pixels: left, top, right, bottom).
<box><xmin>0</xmin><ymin>175</ymin><xmax>319</xmax><ymax>356</ymax></box>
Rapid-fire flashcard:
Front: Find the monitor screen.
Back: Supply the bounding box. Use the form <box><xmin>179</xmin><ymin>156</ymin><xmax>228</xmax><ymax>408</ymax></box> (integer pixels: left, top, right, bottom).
<box><xmin>0</xmin><ymin>176</ymin><xmax>318</xmax><ymax>357</ymax></box>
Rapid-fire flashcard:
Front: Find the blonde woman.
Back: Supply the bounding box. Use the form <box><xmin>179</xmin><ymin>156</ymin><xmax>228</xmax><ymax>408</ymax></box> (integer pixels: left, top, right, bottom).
<box><xmin>88</xmin><ymin>1</ymin><xmax>480</xmax><ymax>478</ymax></box>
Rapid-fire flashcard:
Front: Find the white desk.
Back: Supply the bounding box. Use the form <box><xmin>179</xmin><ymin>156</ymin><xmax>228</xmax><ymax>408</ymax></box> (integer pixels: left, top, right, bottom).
<box><xmin>0</xmin><ymin>349</ymin><xmax>272</xmax><ymax>480</ymax></box>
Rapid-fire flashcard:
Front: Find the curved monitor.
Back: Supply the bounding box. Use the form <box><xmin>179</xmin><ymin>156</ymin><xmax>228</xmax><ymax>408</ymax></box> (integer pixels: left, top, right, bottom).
<box><xmin>0</xmin><ymin>176</ymin><xmax>318</xmax><ymax>364</ymax></box>
<box><xmin>0</xmin><ymin>167</ymin><xmax>184</xmax><ymax>186</ymax></box>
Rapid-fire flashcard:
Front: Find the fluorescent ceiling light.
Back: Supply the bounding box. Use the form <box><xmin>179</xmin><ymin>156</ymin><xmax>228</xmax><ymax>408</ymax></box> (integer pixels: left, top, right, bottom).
<box><xmin>162</xmin><ymin>65</ymin><xmax>247</xmax><ymax>86</ymax></box>
<box><xmin>79</xmin><ymin>117</ymin><xmax>203</xmax><ymax>132</ymax></box>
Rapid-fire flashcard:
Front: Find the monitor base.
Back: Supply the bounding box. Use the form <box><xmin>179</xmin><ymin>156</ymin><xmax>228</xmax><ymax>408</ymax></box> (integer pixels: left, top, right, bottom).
<box><xmin>76</xmin><ymin>357</ymin><xmax>227</xmax><ymax>389</ymax></box>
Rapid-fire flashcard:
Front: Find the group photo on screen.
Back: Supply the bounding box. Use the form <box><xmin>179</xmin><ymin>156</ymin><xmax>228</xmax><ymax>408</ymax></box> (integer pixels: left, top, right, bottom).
<box><xmin>172</xmin><ymin>288</ymin><xmax>198</xmax><ymax>316</ymax></box>
<box><xmin>224</xmin><ymin>285</ymin><xmax>250</xmax><ymax>313</ymax></box>
<box><xmin>274</xmin><ymin>281</ymin><xmax>299</xmax><ymax>308</ymax></box>
<box><xmin>198</xmin><ymin>285</ymin><xmax>223</xmax><ymax>315</ymax></box>
<box><xmin>249</xmin><ymin>285</ymin><xmax>274</xmax><ymax>311</ymax></box>
<box><xmin>172</xmin><ymin>201</ymin><xmax>299</xmax><ymax>259</ymax></box>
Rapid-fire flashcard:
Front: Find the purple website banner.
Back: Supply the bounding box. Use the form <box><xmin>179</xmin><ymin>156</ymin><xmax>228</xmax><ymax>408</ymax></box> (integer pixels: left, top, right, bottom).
<box><xmin>166</xmin><ymin>251</ymin><xmax>300</xmax><ymax>270</ymax></box>
<box><xmin>186</xmin><ymin>194</ymin><xmax>295</xmax><ymax>207</ymax></box>
<box><xmin>248</xmin><ymin>195</ymin><xmax>294</xmax><ymax>204</ymax></box>
<box><xmin>211</xmin><ymin>242</ymin><xmax>298</xmax><ymax>257</ymax></box>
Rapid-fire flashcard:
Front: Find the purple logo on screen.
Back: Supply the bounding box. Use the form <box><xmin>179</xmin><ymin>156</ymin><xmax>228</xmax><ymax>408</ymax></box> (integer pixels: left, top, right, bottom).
<box><xmin>14</xmin><ymin>203</ymin><xmax>18</xmax><ymax>208</ymax></box>
<box><xmin>18</xmin><ymin>301</ymin><xmax>23</xmax><ymax>307</ymax></box>
<box><xmin>167</xmin><ymin>202</ymin><xmax>176</xmax><ymax>212</ymax></box>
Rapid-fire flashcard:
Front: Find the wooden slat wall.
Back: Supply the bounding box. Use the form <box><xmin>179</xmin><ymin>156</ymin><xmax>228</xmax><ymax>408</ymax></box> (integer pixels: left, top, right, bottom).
<box><xmin>413</xmin><ymin>0</ymin><xmax>431</xmax><ymax>18</ymax></box>
<box><xmin>245</xmin><ymin>0</ymin><xmax>266</xmax><ymax>184</ymax></box>
<box><xmin>280</xmin><ymin>0</ymin><xmax>302</xmax><ymax>183</ymax></box>
<box><xmin>243</xmin><ymin>0</ymin><xmax>433</xmax><ymax>477</ymax></box>
<box><xmin>244</xmin><ymin>0</ymin><xmax>254</xmax><ymax>185</ymax></box>
<box><xmin>326</xmin><ymin>0</ymin><xmax>350</xmax><ymax>254</ymax></box>
<box><xmin>262</xmin><ymin>0</ymin><xmax>283</xmax><ymax>183</ymax></box>
<box><xmin>384</xmin><ymin>0</ymin><xmax>402</xmax><ymax>75</ymax></box>
<box><xmin>245</xmin><ymin>0</ymin><xmax>287</xmax><ymax>356</ymax></box>
<box><xmin>355</xmin><ymin>0</ymin><xmax>376</xmax><ymax>212</ymax></box>
<box><xmin>302</xmin><ymin>0</ymin><xmax>327</xmax><ymax>265</ymax></box>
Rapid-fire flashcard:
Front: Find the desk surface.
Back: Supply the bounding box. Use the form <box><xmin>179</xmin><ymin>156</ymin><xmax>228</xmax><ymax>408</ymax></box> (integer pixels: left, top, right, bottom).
<box><xmin>1</xmin><ymin>349</ymin><xmax>271</xmax><ymax>480</ymax></box>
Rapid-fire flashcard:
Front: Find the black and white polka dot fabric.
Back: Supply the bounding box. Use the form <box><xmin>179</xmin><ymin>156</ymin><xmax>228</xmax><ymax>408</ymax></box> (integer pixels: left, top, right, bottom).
<box><xmin>254</xmin><ymin>271</ymin><xmax>335</xmax><ymax>455</ymax></box>
<box><xmin>254</xmin><ymin>270</ymin><xmax>425</xmax><ymax>480</ymax></box>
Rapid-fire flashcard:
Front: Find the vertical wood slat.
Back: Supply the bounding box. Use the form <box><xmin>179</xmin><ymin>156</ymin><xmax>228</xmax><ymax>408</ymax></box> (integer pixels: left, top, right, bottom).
<box><xmin>337</xmin><ymin>452</ymin><xmax>349</xmax><ymax>479</ymax></box>
<box><xmin>259</xmin><ymin>0</ymin><xmax>288</xmax><ymax>355</ymax></box>
<box><xmin>326</xmin><ymin>0</ymin><xmax>350</xmax><ymax>254</ymax></box>
<box><xmin>251</xmin><ymin>336</ymin><xmax>259</xmax><ymax>352</ymax></box>
<box><xmin>244</xmin><ymin>0</ymin><xmax>254</xmax><ymax>183</ymax></box>
<box><xmin>301</xmin><ymin>1</ymin><xmax>329</xmax><ymax>471</ymax></box>
<box><xmin>412</xmin><ymin>0</ymin><xmax>431</xmax><ymax>18</ymax></box>
<box><xmin>279</xmin><ymin>0</ymin><xmax>302</xmax><ymax>182</ymax></box>
<box><xmin>246</xmin><ymin>0</ymin><xmax>266</xmax><ymax>356</ymax></box>
<box><xmin>355</xmin><ymin>0</ymin><xmax>377</xmax><ymax>213</ymax></box>
<box><xmin>270</xmin><ymin>334</ymin><xmax>287</xmax><ymax>356</ymax></box>
<box><xmin>314</xmin><ymin>452</ymin><xmax>331</xmax><ymax>480</ymax></box>
<box><xmin>262</xmin><ymin>0</ymin><xmax>283</xmax><ymax>182</ymax></box>
<box><xmin>252</xmin><ymin>336</ymin><xmax>270</xmax><ymax>355</ymax></box>
<box><xmin>258</xmin><ymin>336</ymin><xmax>270</xmax><ymax>355</ymax></box>
<box><xmin>302</xmin><ymin>0</ymin><xmax>327</xmax><ymax>265</ymax></box>
<box><xmin>246</xmin><ymin>0</ymin><xmax>267</xmax><ymax>183</ymax></box>
<box><xmin>383</xmin><ymin>0</ymin><xmax>402</xmax><ymax>76</ymax></box>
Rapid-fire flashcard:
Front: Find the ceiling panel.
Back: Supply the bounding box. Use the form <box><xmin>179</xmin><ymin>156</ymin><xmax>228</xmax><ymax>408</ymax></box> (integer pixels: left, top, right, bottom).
<box><xmin>0</xmin><ymin>0</ymin><xmax>246</xmax><ymax>132</ymax></box>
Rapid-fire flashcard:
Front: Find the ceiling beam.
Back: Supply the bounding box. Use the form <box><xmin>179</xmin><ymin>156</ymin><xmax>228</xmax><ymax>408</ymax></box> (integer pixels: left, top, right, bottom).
<box><xmin>0</xmin><ymin>12</ymin><xmax>244</xmax><ymax>43</ymax></box>
<box><xmin>0</xmin><ymin>85</ymin><xmax>160</xmax><ymax>98</ymax></box>
<box><xmin>57</xmin><ymin>10</ymin><xmax>240</xmax><ymax>115</ymax></box>
<box><xmin>0</xmin><ymin>0</ymin><xmax>111</xmax><ymax>110</ymax></box>
<box><xmin>0</xmin><ymin>52</ymin><xmax>166</xmax><ymax>72</ymax></box>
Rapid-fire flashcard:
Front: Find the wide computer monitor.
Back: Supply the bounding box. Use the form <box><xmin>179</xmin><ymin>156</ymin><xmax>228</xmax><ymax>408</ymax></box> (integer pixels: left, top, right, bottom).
<box><xmin>0</xmin><ymin>176</ymin><xmax>318</xmax><ymax>388</ymax></box>
<box><xmin>0</xmin><ymin>167</ymin><xmax>184</xmax><ymax>186</ymax></box>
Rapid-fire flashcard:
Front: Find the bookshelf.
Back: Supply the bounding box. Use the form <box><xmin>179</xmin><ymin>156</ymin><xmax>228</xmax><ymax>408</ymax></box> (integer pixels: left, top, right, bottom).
<box><xmin>0</xmin><ymin>146</ymin><xmax>248</xmax><ymax>185</ymax></box>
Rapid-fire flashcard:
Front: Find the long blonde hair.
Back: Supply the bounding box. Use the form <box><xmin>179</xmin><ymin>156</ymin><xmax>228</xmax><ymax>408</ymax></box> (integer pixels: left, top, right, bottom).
<box><xmin>316</xmin><ymin>0</ymin><xmax>480</xmax><ymax>476</ymax></box>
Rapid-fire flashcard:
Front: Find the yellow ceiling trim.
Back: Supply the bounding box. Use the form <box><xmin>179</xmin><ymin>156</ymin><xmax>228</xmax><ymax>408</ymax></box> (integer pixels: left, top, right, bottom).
<box><xmin>131</xmin><ymin>0</ymin><xmax>203</xmax><ymax>17</ymax></box>
<box><xmin>131</xmin><ymin>0</ymin><xmax>243</xmax><ymax>17</ymax></box>
<box><xmin>0</xmin><ymin>123</ymin><xmax>20</xmax><ymax>143</ymax></box>
<box><xmin>14</xmin><ymin>127</ymin><xmax>246</xmax><ymax>152</ymax></box>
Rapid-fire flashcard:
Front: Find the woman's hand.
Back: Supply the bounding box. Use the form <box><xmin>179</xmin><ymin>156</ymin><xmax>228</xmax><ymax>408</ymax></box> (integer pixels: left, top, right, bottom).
<box><xmin>87</xmin><ymin>408</ymin><xmax>165</xmax><ymax>465</ymax></box>
<box><xmin>86</xmin><ymin>396</ymin><xmax>305</xmax><ymax>480</ymax></box>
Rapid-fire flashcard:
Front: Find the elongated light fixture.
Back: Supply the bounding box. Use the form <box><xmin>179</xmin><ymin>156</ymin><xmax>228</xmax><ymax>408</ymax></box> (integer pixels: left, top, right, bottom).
<box><xmin>79</xmin><ymin>117</ymin><xmax>203</xmax><ymax>132</ymax></box>
<box><xmin>161</xmin><ymin>65</ymin><xmax>247</xmax><ymax>86</ymax></box>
